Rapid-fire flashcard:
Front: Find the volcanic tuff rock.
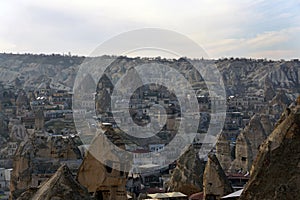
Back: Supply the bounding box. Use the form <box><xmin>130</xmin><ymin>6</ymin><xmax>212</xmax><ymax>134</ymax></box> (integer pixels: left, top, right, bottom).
<box><xmin>270</xmin><ymin>90</ymin><xmax>291</xmax><ymax>106</ymax></box>
<box><xmin>216</xmin><ymin>58</ymin><xmax>300</xmax><ymax>98</ymax></box>
<box><xmin>240</xmin><ymin>105</ymin><xmax>300</xmax><ymax>200</ymax></box>
<box><xmin>264</xmin><ymin>76</ymin><xmax>276</xmax><ymax>102</ymax></box>
<box><xmin>229</xmin><ymin>132</ymin><xmax>252</xmax><ymax>174</ymax></box>
<box><xmin>229</xmin><ymin>114</ymin><xmax>273</xmax><ymax>173</ymax></box>
<box><xmin>77</xmin><ymin>129</ymin><xmax>130</xmax><ymax>200</ymax></box>
<box><xmin>242</xmin><ymin>114</ymin><xmax>273</xmax><ymax>158</ymax></box>
<box><xmin>0</xmin><ymin>111</ymin><xmax>9</xmax><ymax>144</ymax></box>
<box><xmin>10</xmin><ymin>135</ymin><xmax>82</xmax><ymax>199</ymax></box>
<box><xmin>17</xmin><ymin>165</ymin><xmax>90</xmax><ymax>200</ymax></box>
<box><xmin>203</xmin><ymin>154</ymin><xmax>233</xmax><ymax>200</ymax></box>
<box><xmin>215</xmin><ymin>133</ymin><xmax>232</xmax><ymax>172</ymax></box>
<box><xmin>0</xmin><ymin>53</ymin><xmax>83</xmax><ymax>90</ymax></box>
<box><xmin>1</xmin><ymin>54</ymin><xmax>300</xmax><ymax>100</ymax></box>
<box><xmin>167</xmin><ymin>145</ymin><xmax>206</xmax><ymax>196</ymax></box>
<box><xmin>268</xmin><ymin>90</ymin><xmax>292</xmax><ymax>120</ymax></box>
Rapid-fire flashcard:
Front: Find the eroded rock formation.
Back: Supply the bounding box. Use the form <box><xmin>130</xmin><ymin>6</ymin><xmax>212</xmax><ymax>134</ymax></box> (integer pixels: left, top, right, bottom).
<box><xmin>17</xmin><ymin>165</ymin><xmax>90</xmax><ymax>200</ymax></box>
<box><xmin>264</xmin><ymin>77</ymin><xmax>276</xmax><ymax>102</ymax></box>
<box><xmin>203</xmin><ymin>154</ymin><xmax>233</xmax><ymax>200</ymax></box>
<box><xmin>229</xmin><ymin>133</ymin><xmax>252</xmax><ymax>173</ymax></box>
<box><xmin>77</xmin><ymin>128</ymin><xmax>130</xmax><ymax>200</ymax></box>
<box><xmin>167</xmin><ymin>145</ymin><xmax>206</xmax><ymax>196</ymax></box>
<box><xmin>242</xmin><ymin>114</ymin><xmax>273</xmax><ymax>158</ymax></box>
<box><xmin>269</xmin><ymin>90</ymin><xmax>292</xmax><ymax>119</ymax></box>
<box><xmin>10</xmin><ymin>134</ymin><xmax>82</xmax><ymax>199</ymax></box>
<box><xmin>215</xmin><ymin>133</ymin><xmax>232</xmax><ymax>172</ymax></box>
<box><xmin>229</xmin><ymin>114</ymin><xmax>273</xmax><ymax>173</ymax></box>
<box><xmin>240</xmin><ymin>105</ymin><xmax>300</xmax><ymax>200</ymax></box>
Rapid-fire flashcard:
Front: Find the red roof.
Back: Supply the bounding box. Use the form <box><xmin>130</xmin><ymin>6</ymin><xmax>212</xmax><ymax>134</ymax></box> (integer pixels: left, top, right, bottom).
<box><xmin>227</xmin><ymin>173</ymin><xmax>250</xmax><ymax>179</ymax></box>
<box><xmin>189</xmin><ymin>192</ymin><xmax>204</xmax><ymax>200</ymax></box>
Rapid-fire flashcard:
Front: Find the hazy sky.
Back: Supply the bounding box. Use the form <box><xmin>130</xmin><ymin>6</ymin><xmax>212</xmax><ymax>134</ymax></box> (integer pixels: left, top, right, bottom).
<box><xmin>0</xmin><ymin>0</ymin><xmax>299</xmax><ymax>59</ymax></box>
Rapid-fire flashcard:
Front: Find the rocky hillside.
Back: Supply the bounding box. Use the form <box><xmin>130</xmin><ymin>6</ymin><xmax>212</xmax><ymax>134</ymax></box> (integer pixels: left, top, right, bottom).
<box><xmin>216</xmin><ymin>58</ymin><xmax>300</xmax><ymax>98</ymax></box>
<box><xmin>0</xmin><ymin>53</ymin><xmax>299</xmax><ymax>99</ymax></box>
<box><xmin>240</xmin><ymin>103</ymin><xmax>300</xmax><ymax>200</ymax></box>
<box><xmin>0</xmin><ymin>53</ymin><xmax>83</xmax><ymax>90</ymax></box>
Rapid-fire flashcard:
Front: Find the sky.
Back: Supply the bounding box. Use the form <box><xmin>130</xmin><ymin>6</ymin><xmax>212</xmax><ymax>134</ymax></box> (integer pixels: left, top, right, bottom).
<box><xmin>0</xmin><ymin>0</ymin><xmax>299</xmax><ymax>59</ymax></box>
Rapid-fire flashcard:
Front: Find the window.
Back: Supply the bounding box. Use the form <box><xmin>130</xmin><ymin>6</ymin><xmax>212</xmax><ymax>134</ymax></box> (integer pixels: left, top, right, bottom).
<box><xmin>105</xmin><ymin>160</ymin><xmax>113</xmax><ymax>173</ymax></box>
<box><xmin>241</xmin><ymin>157</ymin><xmax>247</xmax><ymax>161</ymax></box>
<box><xmin>120</xmin><ymin>164</ymin><xmax>124</xmax><ymax>176</ymax></box>
<box><xmin>95</xmin><ymin>191</ymin><xmax>104</xmax><ymax>200</ymax></box>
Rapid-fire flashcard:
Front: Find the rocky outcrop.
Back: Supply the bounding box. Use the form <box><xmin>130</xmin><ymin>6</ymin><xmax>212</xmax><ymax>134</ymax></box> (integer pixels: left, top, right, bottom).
<box><xmin>15</xmin><ymin>90</ymin><xmax>29</xmax><ymax>115</ymax></box>
<box><xmin>269</xmin><ymin>90</ymin><xmax>292</xmax><ymax>119</ymax></box>
<box><xmin>229</xmin><ymin>133</ymin><xmax>252</xmax><ymax>173</ymax></box>
<box><xmin>10</xmin><ymin>134</ymin><xmax>82</xmax><ymax>199</ymax></box>
<box><xmin>203</xmin><ymin>154</ymin><xmax>233</xmax><ymax>200</ymax></box>
<box><xmin>259</xmin><ymin>114</ymin><xmax>274</xmax><ymax>137</ymax></box>
<box><xmin>240</xmin><ymin>105</ymin><xmax>300</xmax><ymax>200</ymax></box>
<box><xmin>229</xmin><ymin>114</ymin><xmax>273</xmax><ymax>173</ymax></box>
<box><xmin>215</xmin><ymin>133</ymin><xmax>232</xmax><ymax>172</ymax></box>
<box><xmin>77</xmin><ymin>129</ymin><xmax>130</xmax><ymax>200</ymax></box>
<box><xmin>264</xmin><ymin>77</ymin><xmax>276</xmax><ymax>102</ymax></box>
<box><xmin>270</xmin><ymin>90</ymin><xmax>291</xmax><ymax>106</ymax></box>
<box><xmin>9</xmin><ymin>119</ymin><xmax>28</xmax><ymax>142</ymax></box>
<box><xmin>17</xmin><ymin>165</ymin><xmax>90</xmax><ymax>200</ymax></box>
<box><xmin>10</xmin><ymin>141</ymin><xmax>33</xmax><ymax>199</ymax></box>
<box><xmin>242</xmin><ymin>114</ymin><xmax>273</xmax><ymax>158</ymax></box>
<box><xmin>167</xmin><ymin>145</ymin><xmax>206</xmax><ymax>196</ymax></box>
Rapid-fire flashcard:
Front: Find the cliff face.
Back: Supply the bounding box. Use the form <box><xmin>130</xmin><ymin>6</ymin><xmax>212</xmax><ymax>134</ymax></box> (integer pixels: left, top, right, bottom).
<box><xmin>240</xmin><ymin>106</ymin><xmax>300</xmax><ymax>200</ymax></box>
<box><xmin>17</xmin><ymin>165</ymin><xmax>90</xmax><ymax>200</ymax></box>
<box><xmin>167</xmin><ymin>145</ymin><xmax>206</xmax><ymax>196</ymax></box>
<box><xmin>203</xmin><ymin>154</ymin><xmax>233</xmax><ymax>200</ymax></box>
